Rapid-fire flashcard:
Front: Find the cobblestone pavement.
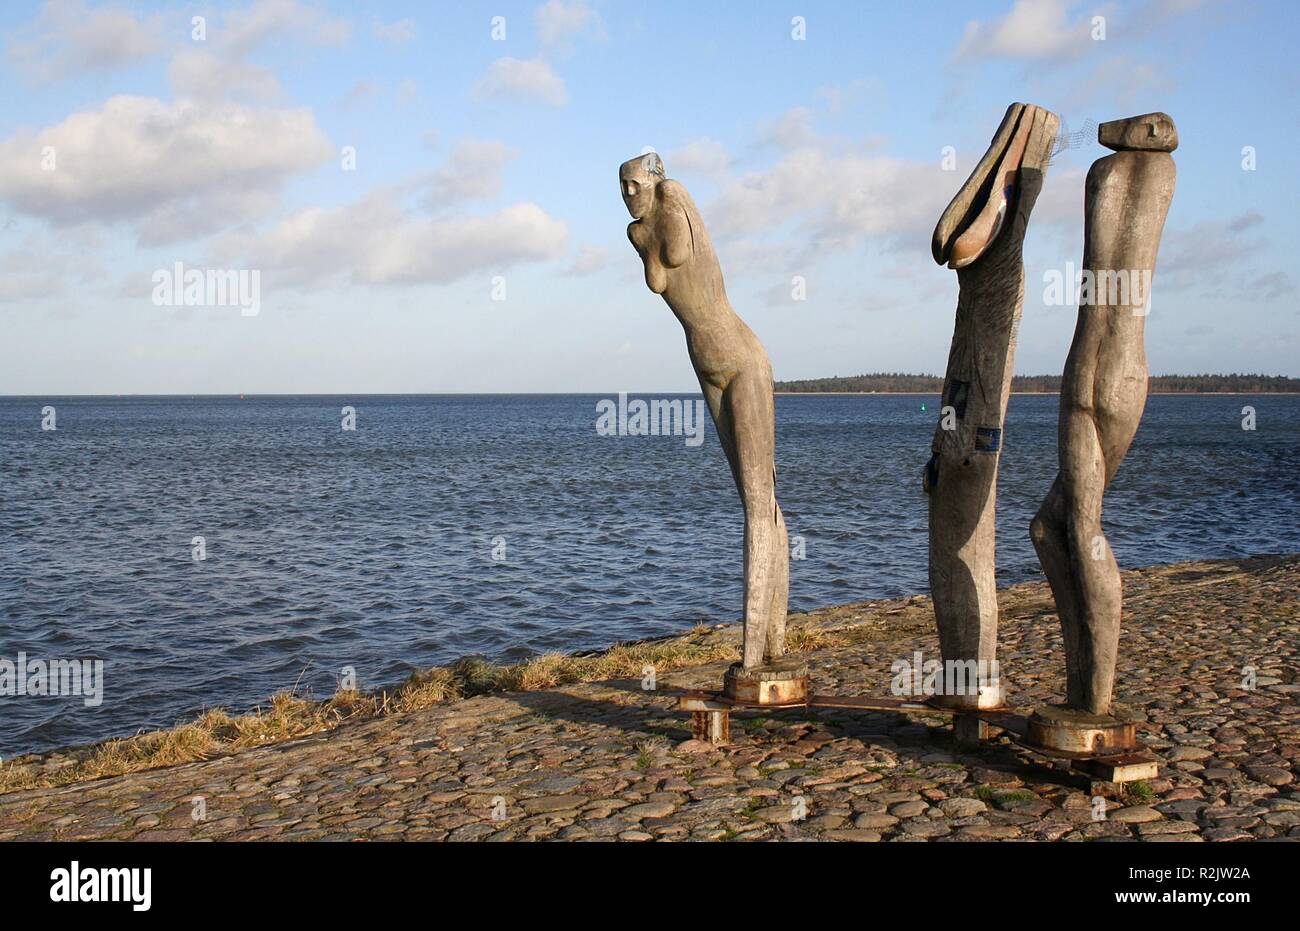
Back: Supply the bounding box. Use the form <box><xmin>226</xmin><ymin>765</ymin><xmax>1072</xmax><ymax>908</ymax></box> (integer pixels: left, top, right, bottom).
<box><xmin>1</xmin><ymin>555</ymin><xmax>1296</xmax><ymax>841</ymax></box>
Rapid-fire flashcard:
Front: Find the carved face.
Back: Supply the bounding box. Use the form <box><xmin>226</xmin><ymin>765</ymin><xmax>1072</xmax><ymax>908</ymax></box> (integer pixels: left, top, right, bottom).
<box><xmin>932</xmin><ymin>103</ymin><xmax>1044</xmax><ymax>269</ymax></box>
<box><xmin>1137</xmin><ymin>114</ymin><xmax>1175</xmax><ymax>145</ymax></box>
<box><xmin>619</xmin><ymin>153</ymin><xmax>664</xmax><ymax>220</ymax></box>
<box><xmin>1098</xmin><ymin>112</ymin><xmax>1178</xmax><ymax>153</ymax></box>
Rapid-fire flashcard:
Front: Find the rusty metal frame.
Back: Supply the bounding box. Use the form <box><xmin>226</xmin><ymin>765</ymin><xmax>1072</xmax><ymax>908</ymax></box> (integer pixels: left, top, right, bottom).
<box><xmin>671</xmin><ymin>689</ymin><xmax>1158</xmax><ymax>784</ymax></box>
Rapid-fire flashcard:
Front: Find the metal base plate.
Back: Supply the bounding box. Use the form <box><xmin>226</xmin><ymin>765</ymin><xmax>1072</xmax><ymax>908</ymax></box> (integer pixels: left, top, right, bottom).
<box><xmin>1026</xmin><ymin>703</ymin><xmax>1142</xmax><ymax>755</ymax></box>
<box><xmin>671</xmin><ymin>688</ymin><xmax>1158</xmax><ymax>783</ymax></box>
<box><xmin>722</xmin><ymin>660</ymin><xmax>809</xmax><ymax>705</ymax></box>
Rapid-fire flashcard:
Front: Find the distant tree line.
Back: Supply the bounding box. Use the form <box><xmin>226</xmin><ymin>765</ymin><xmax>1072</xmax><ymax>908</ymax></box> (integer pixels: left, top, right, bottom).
<box><xmin>774</xmin><ymin>373</ymin><xmax>1300</xmax><ymax>393</ymax></box>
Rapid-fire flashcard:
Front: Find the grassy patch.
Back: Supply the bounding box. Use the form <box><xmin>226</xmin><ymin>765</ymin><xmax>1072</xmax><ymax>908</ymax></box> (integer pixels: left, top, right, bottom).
<box><xmin>993</xmin><ymin>790</ymin><xmax>1037</xmax><ymax>806</ymax></box>
<box><xmin>970</xmin><ymin>784</ymin><xmax>1036</xmax><ymax>806</ymax></box>
<box><xmin>1124</xmin><ymin>780</ymin><xmax>1155</xmax><ymax>802</ymax></box>
<box><xmin>634</xmin><ymin>738</ymin><xmax>665</xmax><ymax>770</ymax></box>
<box><xmin>784</xmin><ymin>627</ymin><xmax>833</xmax><ymax>652</ymax></box>
<box><xmin>0</xmin><ymin>626</ymin><xmax>736</xmax><ymax>795</ymax></box>
<box><xmin>1</xmin><ymin>617</ymin><xmax>854</xmax><ymax>796</ymax></box>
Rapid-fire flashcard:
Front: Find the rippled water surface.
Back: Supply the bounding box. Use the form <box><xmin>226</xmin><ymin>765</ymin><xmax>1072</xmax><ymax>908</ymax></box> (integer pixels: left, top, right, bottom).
<box><xmin>3</xmin><ymin>393</ymin><xmax>1298</xmax><ymax>756</ymax></box>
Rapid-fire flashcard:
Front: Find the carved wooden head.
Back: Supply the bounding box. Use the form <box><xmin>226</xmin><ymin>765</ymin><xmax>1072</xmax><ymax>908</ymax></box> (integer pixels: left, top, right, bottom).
<box><xmin>619</xmin><ymin>153</ymin><xmax>665</xmax><ymax>220</ymax></box>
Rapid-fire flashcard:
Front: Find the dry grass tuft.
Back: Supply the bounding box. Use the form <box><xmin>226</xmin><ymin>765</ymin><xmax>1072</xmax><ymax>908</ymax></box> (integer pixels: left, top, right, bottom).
<box><xmin>785</xmin><ymin>626</ymin><xmax>835</xmax><ymax>653</ymax></box>
<box><xmin>0</xmin><ymin>619</ymin><xmax>851</xmax><ymax>795</ymax></box>
<box><xmin>390</xmin><ymin>667</ymin><xmax>463</xmax><ymax>712</ymax></box>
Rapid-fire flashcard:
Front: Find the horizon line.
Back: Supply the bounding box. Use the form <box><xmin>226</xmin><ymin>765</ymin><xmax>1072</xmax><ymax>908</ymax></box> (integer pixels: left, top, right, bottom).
<box><xmin>5</xmin><ymin>373</ymin><xmax>1296</xmax><ymax>399</ymax></box>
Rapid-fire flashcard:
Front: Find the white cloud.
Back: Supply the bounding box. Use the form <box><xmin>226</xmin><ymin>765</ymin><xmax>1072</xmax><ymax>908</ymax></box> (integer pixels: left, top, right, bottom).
<box><xmin>709</xmin><ymin>147</ymin><xmax>950</xmax><ymax>254</ymax></box>
<box><xmin>168</xmin><ymin>48</ymin><xmax>282</xmax><ymax>102</ymax></box>
<box><xmin>425</xmin><ymin>140</ymin><xmax>518</xmax><ymax>207</ymax></box>
<box><xmin>1239</xmin><ymin>270</ymin><xmax>1294</xmax><ymax>301</ymax></box>
<box><xmin>473</xmin><ymin>57</ymin><xmax>568</xmax><ymax>107</ymax></box>
<box><xmin>757</xmin><ymin>108</ymin><xmax>819</xmax><ymax>151</ymax></box>
<box><xmin>165</xmin><ymin>0</ymin><xmax>364</xmax><ymax>105</ymax></box>
<box><xmin>135</xmin><ymin>188</ymin><xmax>282</xmax><ymax>246</ymax></box>
<box><xmin>709</xmin><ymin>98</ymin><xmax>1090</xmax><ymax>269</ymax></box>
<box><xmin>0</xmin><ymin>272</ymin><xmax>59</xmax><ymax>303</ymax></box>
<box><xmin>1158</xmin><ymin>211</ymin><xmax>1294</xmax><ymax>302</ymax></box>
<box><xmin>710</xmin><ymin>240</ymin><xmax>790</xmax><ymax>278</ymax></box>
<box><xmin>535</xmin><ymin>0</ymin><xmax>606</xmax><ymax>46</ymax></box>
<box><xmin>7</xmin><ymin>0</ymin><xmax>165</xmax><ymax>81</ymax></box>
<box><xmin>217</xmin><ymin>195</ymin><xmax>568</xmax><ymax>287</ymax></box>
<box><xmin>666</xmin><ymin>139</ymin><xmax>733</xmax><ymax>183</ymax></box>
<box><xmin>0</xmin><ymin>248</ymin><xmax>68</xmax><ymax>302</ymax></box>
<box><xmin>396</xmin><ymin>79</ymin><xmax>420</xmax><ymax>108</ymax></box>
<box><xmin>0</xmin><ymin>96</ymin><xmax>332</xmax><ymax>243</ymax></box>
<box><xmin>1228</xmin><ymin>210</ymin><xmax>1263</xmax><ymax>234</ymax></box>
<box><xmin>373</xmin><ymin>17</ymin><xmax>416</xmax><ymax>44</ymax></box>
<box><xmin>812</xmin><ymin>78</ymin><xmax>885</xmax><ymax>115</ymax></box>
<box><xmin>339</xmin><ymin>80</ymin><xmax>381</xmax><ymax>110</ymax></box>
<box><xmin>218</xmin><ymin>0</ymin><xmax>351</xmax><ymax>57</ymax></box>
<box><xmin>166</xmin><ymin>2</ymin><xmax>356</xmax><ymax>105</ymax></box>
<box><xmin>565</xmin><ymin>245</ymin><xmax>609</xmax><ymax>276</ymax></box>
<box><xmin>953</xmin><ymin>0</ymin><xmax>1096</xmax><ymax>63</ymax></box>
<box><xmin>1025</xmin><ymin>164</ymin><xmax>1087</xmax><ymax>231</ymax></box>
<box><xmin>1162</xmin><ymin>214</ymin><xmax>1257</xmax><ymax>280</ymax></box>
<box><xmin>1060</xmin><ymin>54</ymin><xmax>1175</xmax><ymax>111</ymax></box>
<box><xmin>0</xmin><ymin>229</ymin><xmax>106</xmax><ymax>303</ymax></box>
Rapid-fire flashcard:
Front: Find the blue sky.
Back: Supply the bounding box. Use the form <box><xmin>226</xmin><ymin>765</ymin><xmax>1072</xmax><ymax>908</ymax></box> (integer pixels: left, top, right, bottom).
<box><xmin>1</xmin><ymin>0</ymin><xmax>1296</xmax><ymax>393</ymax></box>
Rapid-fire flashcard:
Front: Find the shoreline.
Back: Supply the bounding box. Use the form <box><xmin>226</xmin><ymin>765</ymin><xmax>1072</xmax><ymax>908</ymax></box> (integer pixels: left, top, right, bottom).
<box><xmin>1</xmin><ymin>608</ymin><xmax>816</xmax><ymax>794</ymax></box>
<box><xmin>775</xmin><ymin>390</ymin><xmax>1300</xmax><ymax>396</ymax></box>
<box><xmin>1</xmin><ymin>552</ymin><xmax>1294</xmax><ymax>841</ymax></box>
<box><xmin>3</xmin><ymin>554</ymin><xmax>1295</xmax><ymax>798</ymax></box>
<box><xmin>5</xmin><ymin>390</ymin><xmax>1298</xmax><ymax>399</ymax></box>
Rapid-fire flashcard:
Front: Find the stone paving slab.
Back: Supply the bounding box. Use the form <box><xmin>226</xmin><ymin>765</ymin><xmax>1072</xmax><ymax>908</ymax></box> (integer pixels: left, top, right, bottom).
<box><xmin>1</xmin><ymin>555</ymin><xmax>1296</xmax><ymax>842</ymax></box>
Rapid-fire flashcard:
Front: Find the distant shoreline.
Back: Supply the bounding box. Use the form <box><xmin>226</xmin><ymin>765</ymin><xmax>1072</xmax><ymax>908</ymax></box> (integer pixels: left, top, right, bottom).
<box><xmin>4</xmin><ymin>390</ymin><xmax>1298</xmax><ymax>399</ymax></box>
<box><xmin>775</xmin><ymin>391</ymin><xmax>1299</xmax><ymax>396</ymax></box>
<box><xmin>774</xmin><ymin>373</ymin><xmax>1300</xmax><ymax>395</ymax></box>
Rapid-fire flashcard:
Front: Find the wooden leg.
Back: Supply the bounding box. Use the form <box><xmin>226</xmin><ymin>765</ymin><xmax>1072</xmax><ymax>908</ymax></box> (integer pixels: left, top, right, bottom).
<box><xmin>693</xmin><ymin>709</ymin><xmax>730</xmax><ymax>745</ymax></box>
